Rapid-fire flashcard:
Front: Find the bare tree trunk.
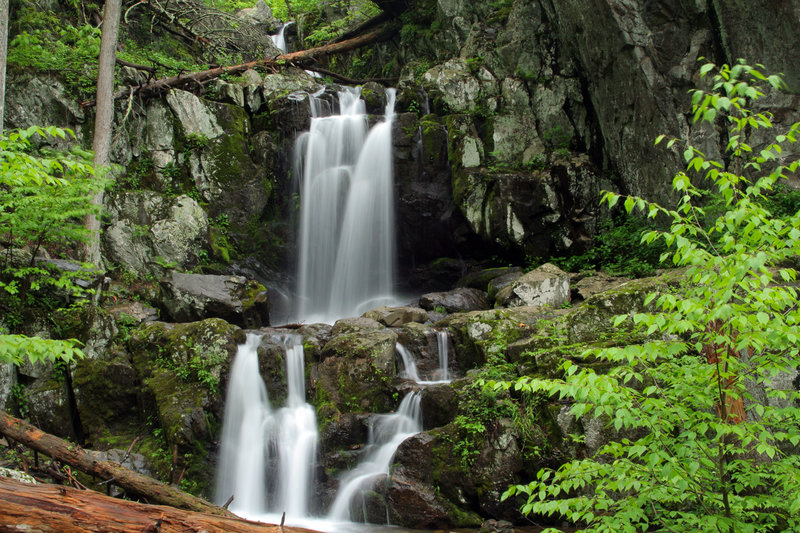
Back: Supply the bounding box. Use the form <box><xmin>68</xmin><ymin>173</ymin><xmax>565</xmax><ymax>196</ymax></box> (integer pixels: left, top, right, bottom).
<box><xmin>0</xmin><ymin>410</ymin><xmax>231</xmax><ymax>516</ymax></box>
<box><xmin>0</xmin><ymin>0</ymin><xmax>9</xmax><ymax>135</ymax></box>
<box><xmin>0</xmin><ymin>476</ymin><xmax>319</xmax><ymax>533</ymax></box>
<box><xmin>84</xmin><ymin>0</ymin><xmax>122</xmax><ymax>266</ymax></box>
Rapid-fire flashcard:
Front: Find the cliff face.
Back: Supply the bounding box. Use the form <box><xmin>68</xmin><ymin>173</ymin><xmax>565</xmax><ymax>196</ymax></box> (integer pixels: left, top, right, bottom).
<box><xmin>379</xmin><ymin>0</ymin><xmax>800</xmax><ymax>264</ymax></box>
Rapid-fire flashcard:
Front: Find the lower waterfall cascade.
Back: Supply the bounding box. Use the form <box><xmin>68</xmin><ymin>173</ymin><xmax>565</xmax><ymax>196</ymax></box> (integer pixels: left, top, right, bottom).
<box><xmin>215</xmin><ymin>331</ymin><xmax>454</xmax><ymax>530</ymax></box>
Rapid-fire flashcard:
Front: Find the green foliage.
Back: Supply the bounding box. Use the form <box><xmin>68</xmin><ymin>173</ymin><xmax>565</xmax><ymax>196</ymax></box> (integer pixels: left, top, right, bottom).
<box><xmin>7</xmin><ymin>12</ymin><xmax>101</xmax><ymax>98</ymax></box>
<box><xmin>0</xmin><ymin>126</ymin><xmax>103</xmax><ymax>367</ymax></box>
<box><xmin>304</xmin><ymin>0</ymin><xmax>381</xmax><ymax>45</ymax></box>
<box><xmin>452</xmin><ymin>378</ymin><xmax>516</xmax><ymax>468</ymax></box>
<box><xmin>492</xmin><ymin>61</ymin><xmax>800</xmax><ymax>532</ymax></box>
<box><xmin>547</xmin><ymin>213</ymin><xmax>667</xmax><ymax>277</ymax></box>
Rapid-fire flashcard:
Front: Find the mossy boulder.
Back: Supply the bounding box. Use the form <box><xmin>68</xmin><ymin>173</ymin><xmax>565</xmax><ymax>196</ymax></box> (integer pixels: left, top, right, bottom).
<box><xmin>566</xmin><ymin>272</ymin><xmax>678</xmax><ymax>344</ymax></box>
<box><xmin>314</xmin><ymin>326</ymin><xmax>398</xmax><ymax>418</ymax></box>
<box><xmin>128</xmin><ymin>318</ymin><xmax>244</xmax><ymax>450</ymax></box>
<box><xmin>419</xmin><ymin>287</ymin><xmax>490</xmax><ymax>313</ymax></box>
<box><xmin>72</xmin><ymin>355</ymin><xmax>139</xmax><ymax>443</ymax></box>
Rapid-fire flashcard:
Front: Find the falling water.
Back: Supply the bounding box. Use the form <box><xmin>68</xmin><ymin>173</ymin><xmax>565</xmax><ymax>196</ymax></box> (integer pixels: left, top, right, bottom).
<box><xmin>436</xmin><ymin>330</ymin><xmax>450</xmax><ymax>382</ymax></box>
<box><xmin>295</xmin><ymin>88</ymin><xmax>398</xmax><ymax>322</ymax></box>
<box><xmin>396</xmin><ymin>343</ymin><xmax>421</xmax><ymax>382</ymax></box>
<box><xmin>270</xmin><ymin>21</ymin><xmax>293</xmax><ymax>53</ymax></box>
<box><xmin>328</xmin><ymin>391</ymin><xmax>422</xmax><ymax>522</ymax></box>
<box><xmin>396</xmin><ymin>331</ymin><xmax>452</xmax><ymax>385</ymax></box>
<box><xmin>215</xmin><ymin>334</ymin><xmax>317</xmax><ymax>522</ymax></box>
<box><xmin>269</xmin><ymin>334</ymin><xmax>318</xmax><ymax>519</ymax></box>
<box><xmin>215</xmin><ymin>334</ymin><xmax>269</xmax><ymax>514</ymax></box>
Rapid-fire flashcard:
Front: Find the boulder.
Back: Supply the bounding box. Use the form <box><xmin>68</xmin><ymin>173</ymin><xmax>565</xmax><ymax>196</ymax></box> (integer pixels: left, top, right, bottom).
<box><xmin>571</xmin><ymin>272</ymin><xmax>630</xmax><ymax>302</ymax></box>
<box><xmin>419</xmin><ymin>288</ymin><xmax>489</xmax><ymax>313</ymax></box>
<box><xmin>235</xmin><ymin>0</ymin><xmax>279</xmax><ymax>32</ymax></box>
<box><xmin>494</xmin><ymin>263</ymin><xmax>569</xmax><ymax>308</ymax></box>
<box><xmin>362</xmin><ymin>306</ymin><xmax>429</xmax><ymax>327</ymax></box>
<box><xmin>158</xmin><ymin>272</ymin><xmax>270</xmax><ymax>328</ymax></box>
<box><xmin>314</xmin><ymin>327</ymin><xmax>399</xmax><ymax>416</ymax></box>
<box><xmin>128</xmin><ymin>319</ymin><xmax>244</xmax><ymax>451</ymax></box>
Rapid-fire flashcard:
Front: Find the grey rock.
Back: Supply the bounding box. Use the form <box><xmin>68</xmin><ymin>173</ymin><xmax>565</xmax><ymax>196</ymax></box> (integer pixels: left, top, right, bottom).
<box><xmin>158</xmin><ymin>272</ymin><xmax>270</xmax><ymax>328</ymax></box>
<box><xmin>495</xmin><ymin>263</ymin><xmax>570</xmax><ymax>308</ymax></box>
<box><xmin>362</xmin><ymin>306</ymin><xmax>429</xmax><ymax>327</ymax></box>
<box><xmin>166</xmin><ymin>90</ymin><xmax>224</xmax><ymax>139</ymax></box>
<box><xmin>103</xmin><ymin>193</ymin><xmax>209</xmax><ymax>277</ymax></box>
<box><xmin>0</xmin><ymin>467</ymin><xmax>37</xmax><ymax>484</ymax></box>
<box><xmin>419</xmin><ymin>287</ymin><xmax>490</xmax><ymax>313</ymax></box>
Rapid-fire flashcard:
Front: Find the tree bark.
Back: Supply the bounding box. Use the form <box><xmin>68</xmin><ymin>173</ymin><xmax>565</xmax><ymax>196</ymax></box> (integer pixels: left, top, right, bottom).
<box><xmin>0</xmin><ymin>410</ymin><xmax>231</xmax><ymax>517</ymax></box>
<box><xmin>0</xmin><ymin>476</ymin><xmax>319</xmax><ymax>533</ymax></box>
<box><xmin>82</xmin><ymin>25</ymin><xmax>393</xmax><ymax>107</ymax></box>
<box><xmin>84</xmin><ymin>0</ymin><xmax>122</xmax><ymax>265</ymax></box>
<box><xmin>0</xmin><ymin>0</ymin><xmax>9</xmax><ymax>134</ymax></box>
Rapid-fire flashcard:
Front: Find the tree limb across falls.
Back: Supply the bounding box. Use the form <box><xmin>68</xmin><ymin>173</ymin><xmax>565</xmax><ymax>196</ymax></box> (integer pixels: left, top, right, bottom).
<box><xmin>82</xmin><ymin>26</ymin><xmax>396</xmax><ymax>107</ymax></box>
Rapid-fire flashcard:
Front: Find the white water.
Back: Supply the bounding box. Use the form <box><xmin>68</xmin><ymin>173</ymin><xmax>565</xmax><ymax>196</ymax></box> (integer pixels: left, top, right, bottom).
<box><xmin>396</xmin><ymin>330</ymin><xmax>452</xmax><ymax>385</ymax></box>
<box><xmin>396</xmin><ymin>343</ymin><xmax>421</xmax><ymax>382</ymax></box>
<box><xmin>215</xmin><ymin>334</ymin><xmax>270</xmax><ymax>513</ymax></box>
<box><xmin>270</xmin><ymin>22</ymin><xmax>293</xmax><ymax>53</ymax></box>
<box><xmin>295</xmin><ymin>88</ymin><xmax>398</xmax><ymax>323</ymax></box>
<box><xmin>436</xmin><ymin>330</ymin><xmax>450</xmax><ymax>382</ymax></box>
<box><xmin>215</xmin><ymin>334</ymin><xmax>317</xmax><ymax>522</ymax></box>
<box><xmin>328</xmin><ymin>391</ymin><xmax>422</xmax><ymax>522</ymax></box>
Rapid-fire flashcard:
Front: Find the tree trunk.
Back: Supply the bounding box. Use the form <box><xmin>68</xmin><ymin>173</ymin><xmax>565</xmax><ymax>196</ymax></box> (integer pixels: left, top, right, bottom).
<box><xmin>0</xmin><ymin>410</ymin><xmax>231</xmax><ymax>517</ymax></box>
<box><xmin>84</xmin><ymin>0</ymin><xmax>122</xmax><ymax>266</ymax></box>
<box><xmin>0</xmin><ymin>476</ymin><xmax>319</xmax><ymax>533</ymax></box>
<box><xmin>0</xmin><ymin>0</ymin><xmax>9</xmax><ymax>134</ymax></box>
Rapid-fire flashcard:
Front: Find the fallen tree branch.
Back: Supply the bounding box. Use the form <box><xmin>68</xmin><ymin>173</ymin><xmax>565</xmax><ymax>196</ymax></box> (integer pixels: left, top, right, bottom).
<box><xmin>0</xmin><ymin>410</ymin><xmax>231</xmax><ymax>517</ymax></box>
<box><xmin>302</xmin><ymin>65</ymin><xmax>397</xmax><ymax>85</ymax></box>
<box><xmin>0</xmin><ymin>476</ymin><xmax>320</xmax><ymax>533</ymax></box>
<box><xmin>81</xmin><ymin>25</ymin><xmax>395</xmax><ymax>107</ymax></box>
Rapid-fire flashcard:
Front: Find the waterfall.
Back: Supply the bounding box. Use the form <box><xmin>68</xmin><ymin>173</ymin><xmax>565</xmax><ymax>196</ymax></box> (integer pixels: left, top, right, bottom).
<box><xmin>269</xmin><ymin>334</ymin><xmax>318</xmax><ymax>519</ymax></box>
<box><xmin>436</xmin><ymin>330</ymin><xmax>450</xmax><ymax>382</ymax></box>
<box><xmin>327</xmin><ymin>391</ymin><xmax>422</xmax><ymax>522</ymax></box>
<box><xmin>396</xmin><ymin>331</ymin><xmax>452</xmax><ymax>385</ymax></box>
<box><xmin>215</xmin><ymin>334</ymin><xmax>270</xmax><ymax>514</ymax></box>
<box><xmin>270</xmin><ymin>22</ymin><xmax>293</xmax><ymax>53</ymax></box>
<box><xmin>215</xmin><ymin>334</ymin><xmax>317</xmax><ymax>522</ymax></box>
<box><xmin>295</xmin><ymin>88</ymin><xmax>398</xmax><ymax>323</ymax></box>
<box><xmin>396</xmin><ymin>343</ymin><xmax>420</xmax><ymax>382</ymax></box>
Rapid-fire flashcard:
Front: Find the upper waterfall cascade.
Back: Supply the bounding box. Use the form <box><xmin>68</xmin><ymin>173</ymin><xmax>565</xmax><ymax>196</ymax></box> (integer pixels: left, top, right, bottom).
<box><xmin>295</xmin><ymin>87</ymin><xmax>399</xmax><ymax>324</ymax></box>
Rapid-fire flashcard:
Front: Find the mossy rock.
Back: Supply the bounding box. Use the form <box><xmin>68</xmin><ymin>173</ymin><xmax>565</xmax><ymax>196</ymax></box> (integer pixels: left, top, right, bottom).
<box><xmin>314</xmin><ymin>327</ymin><xmax>399</xmax><ymax>415</ymax></box>
<box><xmin>72</xmin><ymin>356</ymin><xmax>140</xmax><ymax>443</ymax></box>
<box><xmin>127</xmin><ymin>318</ymin><xmax>243</xmax><ymax>463</ymax></box>
<box><xmin>565</xmin><ymin>272</ymin><xmax>679</xmax><ymax>344</ymax></box>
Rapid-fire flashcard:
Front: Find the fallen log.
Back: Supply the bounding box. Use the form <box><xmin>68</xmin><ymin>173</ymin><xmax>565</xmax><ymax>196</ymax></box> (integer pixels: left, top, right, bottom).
<box><xmin>82</xmin><ymin>25</ymin><xmax>394</xmax><ymax>107</ymax></box>
<box><xmin>0</xmin><ymin>410</ymin><xmax>230</xmax><ymax>517</ymax></box>
<box><xmin>0</xmin><ymin>476</ymin><xmax>319</xmax><ymax>533</ymax></box>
